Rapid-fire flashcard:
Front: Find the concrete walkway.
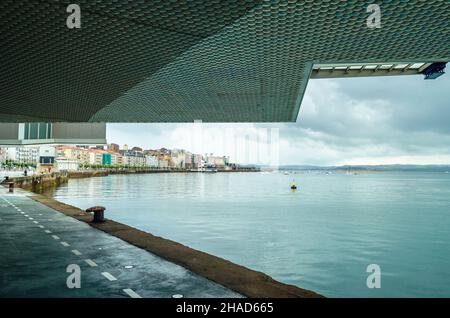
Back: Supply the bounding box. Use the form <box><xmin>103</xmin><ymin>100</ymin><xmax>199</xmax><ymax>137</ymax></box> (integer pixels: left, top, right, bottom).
<box><xmin>0</xmin><ymin>188</ymin><xmax>241</xmax><ymax>298</ymax></box>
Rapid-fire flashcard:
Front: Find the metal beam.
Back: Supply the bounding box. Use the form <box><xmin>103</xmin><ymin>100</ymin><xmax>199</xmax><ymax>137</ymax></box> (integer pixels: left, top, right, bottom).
<box><xmin>310</xmin><ymin>62</ymin><xmax>433</xmax><ymax>79</ymax></box>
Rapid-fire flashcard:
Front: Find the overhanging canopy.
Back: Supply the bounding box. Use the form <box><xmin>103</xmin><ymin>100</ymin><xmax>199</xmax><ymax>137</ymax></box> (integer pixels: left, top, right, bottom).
<box><xmin>1</xmin><ymin>0</ymin><xmax>449</xmax><ymax>123</ymax></box>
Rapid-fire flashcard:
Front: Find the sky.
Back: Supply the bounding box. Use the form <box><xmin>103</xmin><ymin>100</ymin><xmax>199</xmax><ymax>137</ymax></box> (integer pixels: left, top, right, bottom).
<box><xmin>107</xmin><ymin>74</ymin><xmax>450</xmax><ymax>166</ymax></box>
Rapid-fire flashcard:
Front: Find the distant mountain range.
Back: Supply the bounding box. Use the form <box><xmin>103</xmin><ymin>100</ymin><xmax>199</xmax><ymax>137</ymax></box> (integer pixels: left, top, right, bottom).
<box><xmin>270</xmin><ymin>164</ymin><xmax>450</xmax><ymax>172</ymax></box>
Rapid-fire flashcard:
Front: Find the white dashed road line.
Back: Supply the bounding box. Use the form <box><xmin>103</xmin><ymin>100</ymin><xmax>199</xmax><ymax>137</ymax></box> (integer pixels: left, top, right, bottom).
<box><xmin>123</xmin><ymin>289</ymin><xmax>142</xmax><ymax>298</ymax></box>
<box><xmin>72</xmin><ymin>250</ymin><xmax>82</xmax><ymax>256</ymax></box>
<box><xmin>101</xmin><ymin>272</ymin><xmax>117</xmax><ymax>281</ymax></box>
<box><xmin>1</xmin><ymin>197</ymin><xmax>146</xmax><ymax>299</ymax></box>
<box><xmin>84</xmin><ymin>259</ymin><xmax>97</xmax><ymax>267</ymax></box>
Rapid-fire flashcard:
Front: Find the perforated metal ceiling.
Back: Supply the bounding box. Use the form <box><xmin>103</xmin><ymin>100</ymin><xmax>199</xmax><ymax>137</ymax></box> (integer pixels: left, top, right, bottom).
<box><xmin>1</xmin><ymin>0</ymin><xmax>449</xmax><ymax>123</ymax></box>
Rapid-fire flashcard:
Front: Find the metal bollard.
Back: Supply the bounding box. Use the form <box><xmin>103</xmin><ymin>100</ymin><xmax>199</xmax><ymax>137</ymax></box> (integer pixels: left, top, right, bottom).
<box><xmin>86</xmin><ymin>206</ymin><xmax>106</xmax><ymax>223</ymax></box>
<box><xmin>8</xmin><ymin>182</ymin><xmax>14</xmax><ymax>193</ymax></box>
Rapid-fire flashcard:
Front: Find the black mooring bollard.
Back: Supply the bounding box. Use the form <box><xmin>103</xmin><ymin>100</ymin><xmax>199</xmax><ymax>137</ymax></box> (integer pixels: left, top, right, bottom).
<box><xmin>8</xmin><ymin>182</ymin><xmax>14</xmax><ymax>193</ymax></box>
<box><xmin>86</xmin><ymin>206</ymin><xmax>106</xmax><ymax>223</ymax></box>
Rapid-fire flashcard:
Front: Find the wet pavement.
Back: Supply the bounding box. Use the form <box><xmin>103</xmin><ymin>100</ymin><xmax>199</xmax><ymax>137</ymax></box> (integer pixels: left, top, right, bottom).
<box><xmin>0</xmin><ymin>188</ymin><xmax>241</xmax><ymax>298</ymax></box>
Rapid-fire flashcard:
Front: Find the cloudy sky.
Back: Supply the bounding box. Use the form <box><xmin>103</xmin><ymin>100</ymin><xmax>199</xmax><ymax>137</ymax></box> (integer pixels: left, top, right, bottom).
<box><xmin>107</xmin><ymin>74</ymin><xmax>450</xmax><ymax>166</ymax></box>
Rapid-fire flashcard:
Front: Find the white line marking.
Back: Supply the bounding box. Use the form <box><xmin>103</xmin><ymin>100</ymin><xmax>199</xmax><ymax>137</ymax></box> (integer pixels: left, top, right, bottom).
<box><xmin>45</xmin><ymin>230</ymin><xmax>52</xmax><ymax>234</ymax></box>
<box><xmin>28</xmin><ymin>217</ymin><xmax>34</xmax><ymax>220</ymax></box>
<box><xmin>101</xmin><ymin>272</ymin><xmax>117</xmax><ymax>281</ymax></box>
<box><xmin>20</xmin><ymin>212</ymin><xmax>25</xmax><ymax>214</ymax></box>
<box><xmin>24</xmin><ymin>215</ymin><xmax>29</xmax><ymax>217</ymax></box>
<box><xmin>123</xmin><ymin>289</ymin><xmax>142</xmax><ymax>298</ymax></box>
<box><xmin>72</xmin><ymin>249</ymin><xmax>82</xmax><ymax>256</ymax></box>
<box><xmin>84</xmin><ymin>259</ymin><xmax>97</xmax><ymax>267</ymax></box>
<box><xmin>61</xmin><ymin>242</ymin><xmax>70</xmax><ymax>247</ymax></box>
<box><xmin>38</xmin><ymin>225</ymin><xmax>44</xmax><ymax>228</ymax></box>
<box><xmin>33</xmin><ymin>221</ymin><xmax>39</xmax><ymax>224</ymax></box>
<box><xmin>52</xmin><ymin>235</ymin><xmax>60</xmax><ymax>240</ymax></box>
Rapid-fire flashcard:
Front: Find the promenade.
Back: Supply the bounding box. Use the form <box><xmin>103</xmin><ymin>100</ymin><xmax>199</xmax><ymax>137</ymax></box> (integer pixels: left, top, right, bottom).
<box><xmin>0</xmin><ymin>187</ymin><xmax>240</xmax><ymax>298</ymax></box>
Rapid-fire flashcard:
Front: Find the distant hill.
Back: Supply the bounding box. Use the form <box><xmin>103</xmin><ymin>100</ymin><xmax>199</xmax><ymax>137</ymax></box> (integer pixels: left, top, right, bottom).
<box><xmin>273</xmin><ymin>164</ymin><xmax>450</xmax><ymax>172</ymax></box>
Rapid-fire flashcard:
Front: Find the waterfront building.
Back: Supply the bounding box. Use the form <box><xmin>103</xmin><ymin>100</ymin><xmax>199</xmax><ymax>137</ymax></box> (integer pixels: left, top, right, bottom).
<box><xmin>39</xmin><ymin>146</ymin><xmax>55</xmax><ymax>165</ymax></box>
<box><xmin>170</xmin><ymin>149</ymin><xmax>186</xmax><ymax>169</ymax></box>
<box><xmin>3</xmin><ymin>146</ymin><xmax>39</xmax><ymax>164</ymax></box>
<box><xmin>120</xmin><ymin>149</ymin><xmax>146</xmax><ymax>167</ymax></box>
<box><xmin>116</xmin><ymin>153</ymin><xmax>124</xmax><ymax>166</ymax></box>
<box><xmin>205</xmin><ymin>155</ymin><xmax>228</xmax><ymax>168</ymax></box>
<box><xmin>102</xmin><ymin>153</ymin><xmax>112</xmax><ymax>166</ymax></box>
<box><xmin>88</xmin><ymin>149</ymin><xmax>105</xmax><ymax>166</ymax></box>
<box><xmin>132</xmin><ymin>147</ymin><xmax>143</xmax><ymax>153</ymax></box>
<box><xmin>107</xmin><ymin>143</ymin><xmax>120</xmax><ymax>153</ymax></box>
<box><xmin>56</xmin><ymin>146</ymin><xmax>89</xmax><ymax>165</ymax></box>
<box><xmin>145</xmin><ymin>155</ymin><xmax>159</xmax><ymax>168</ymax></box>
<box><xmin>53</xmin><ymin>145</ymin><xmax>222</xmax><ymax>170</ymax></box>
<box><xmin>144</xmin><ymin>149</ymin><xmax>159</xmax><ymax>157</ymax></box>
<box><xmin>0</xmin><ymin>148</ymin><xmax>6</xmax><ymax>163</ymax></box>
<box><xmin>192</xmin><ymin>154</ymin><xmax>203</xmax><ymax>169</ymax></box>
<box><xmin>55</xmin><ymin>158</ymin><xmax>79</xmax><ymax>171</ymax></box>
<box><xmin>0</xmin><ymin>123</ymin><xmax>106</xmax><ymax>146</ymax></box>
<box><xmin>107</xmin><ymin>151</ymin><xmax>121</xmax><ymax>166</ymax></box>
<box><xmin>183</xmin><ymin>152</ymin><xmax>194</xmax><ymax>169</ymax></box>
<box><xmin>158</xmin><ymin>159</ymin><xmax>169</xmax><ymax>169</ymax></box>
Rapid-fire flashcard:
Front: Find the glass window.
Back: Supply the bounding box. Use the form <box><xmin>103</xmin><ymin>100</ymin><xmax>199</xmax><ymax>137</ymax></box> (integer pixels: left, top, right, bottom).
<box><xmin>47</xmin><ymin>123</ymin><xmax>52</xmax><ymax>138</ymax></box>
<box><xmin>38</xmin><ymin>123</ymin><xmax>46</xmax><ymax>139</ymax></box>
<box><xmin>29</xmin><ymin>123</ymin><xmax>39</xmax><ymax>139</ymax></box>
<box><xmin>24</xmin><ymin>123</ymin><xmax>29</xmax><ymax>140</ymax></box>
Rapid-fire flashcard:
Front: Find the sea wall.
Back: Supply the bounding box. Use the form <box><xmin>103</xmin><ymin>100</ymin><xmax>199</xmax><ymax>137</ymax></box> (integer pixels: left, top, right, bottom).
<box><xmin>68</xmin><ymin>167</ymin><xmax>259</xmax><ymax>178</ymax></box>
<box><xmin>1</xmin><ymin>172</ymin><xmax>69</xmax><ymax>192</ymax></box>
<box><xmin>2</xmin><ymin>167</ymin><xmax>259</xmax><ymax>192</ymax></box>
<box><xmin>67</xmin><ymin>170</ymin><xmax>109</xmax><ymax>179</ymax></box>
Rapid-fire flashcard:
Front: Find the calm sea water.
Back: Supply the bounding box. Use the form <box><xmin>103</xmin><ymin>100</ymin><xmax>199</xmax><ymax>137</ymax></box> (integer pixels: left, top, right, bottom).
<box><xmin>48</xmin><ymin>171</ymin><xmax>450</xmax><ymax>297</ymax></box>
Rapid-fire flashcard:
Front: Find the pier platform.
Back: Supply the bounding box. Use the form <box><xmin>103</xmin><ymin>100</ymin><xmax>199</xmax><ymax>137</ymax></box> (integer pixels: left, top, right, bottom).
<box><xmin>0</xmin><ymin>188</ymin><xmax>240</xmax><ymax>298</ymax></box>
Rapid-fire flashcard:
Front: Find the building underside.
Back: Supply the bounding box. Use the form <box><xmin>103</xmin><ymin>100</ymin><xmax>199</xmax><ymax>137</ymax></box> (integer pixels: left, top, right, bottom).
<box><xmin>0</xmin><ymin>0</ymin><xmax>449</xmax><ymax>123</ymax></box>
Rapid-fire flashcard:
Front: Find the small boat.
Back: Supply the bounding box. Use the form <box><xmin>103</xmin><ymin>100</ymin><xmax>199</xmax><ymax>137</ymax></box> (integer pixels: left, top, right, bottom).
<box><xmin>202</xmin><ymin>164</ymin><xmax>218</xmax><ymax>173</ymax></box>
